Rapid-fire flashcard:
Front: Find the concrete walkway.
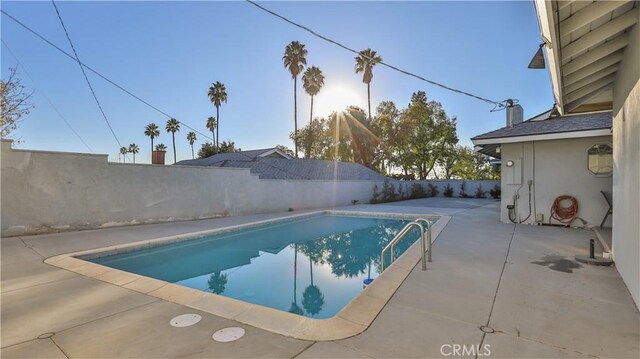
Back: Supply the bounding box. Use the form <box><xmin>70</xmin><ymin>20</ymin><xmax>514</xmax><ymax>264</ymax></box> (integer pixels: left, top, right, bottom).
<box><xmin>2</xmin><ymin>198</ymin><xmax>638</xmax><ymax>358</ymax></box>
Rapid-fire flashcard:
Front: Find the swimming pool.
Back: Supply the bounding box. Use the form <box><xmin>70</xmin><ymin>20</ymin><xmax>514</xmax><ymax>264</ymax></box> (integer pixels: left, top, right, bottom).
<box><xmin>90</xmin><ymin>214</ymin><xmax>424</xmax><ymax>319</ymax></box>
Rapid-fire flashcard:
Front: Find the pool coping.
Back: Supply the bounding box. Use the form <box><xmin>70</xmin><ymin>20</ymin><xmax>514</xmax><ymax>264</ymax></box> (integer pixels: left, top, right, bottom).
<box><xmin>44</xmin><ymin>210</ymin><xmax>451</xmax><ymax>341</ymax></box>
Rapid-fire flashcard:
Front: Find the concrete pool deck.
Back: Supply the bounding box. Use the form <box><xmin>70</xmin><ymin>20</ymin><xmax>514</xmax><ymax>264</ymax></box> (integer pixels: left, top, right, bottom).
<box><xmin>2</xmin><ymin>198</ymin><xmax>639</xmax><ymax>358</ymax></box>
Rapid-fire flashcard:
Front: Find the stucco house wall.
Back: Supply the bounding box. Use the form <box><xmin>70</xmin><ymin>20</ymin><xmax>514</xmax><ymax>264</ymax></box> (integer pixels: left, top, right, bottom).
<box><xmin>499</xmin><ymin>136</ymin><xmax>613</xmax><ymax>226</ymax></box>
<box><xmin>611</xmin><ymin>5</ymin><xmax>639</xmax><ymax>308</ymax></box>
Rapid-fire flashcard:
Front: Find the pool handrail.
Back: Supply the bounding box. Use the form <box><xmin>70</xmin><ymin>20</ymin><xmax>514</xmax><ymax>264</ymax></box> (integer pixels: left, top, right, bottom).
<box><xmin>413</xmin><ymin>218</ymin><xmax>433</xmax><ymax>262</ymax></box>
<box><xmin>381</xmin><ymin>221</ymin><xmax>426</xmax><ymax>271</ymax></box>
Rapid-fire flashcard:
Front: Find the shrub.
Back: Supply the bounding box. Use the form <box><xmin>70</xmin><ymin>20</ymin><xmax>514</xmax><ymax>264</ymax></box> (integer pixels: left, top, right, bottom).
<box><xmin>381</xmin><ymin>179</ymin><xmax>397</xmax><ymax>202</ymax></box>
<box><xmin>426</xmin><ymin>183</ymin><xmax>439</xmax><ymax>197</ymax></box>
<box><xmin>410</xmin><ymin>183</ymin><xmax>426</xmax><ymax>199</ymax></box>
<box><xmin>370</xmin><ymin>184</ymin><xmax>381</xmax><ymax>204</ymax></box>
<box><xmin>443</xmin><ymin>183</ymin><xmax>454</xmax><ymax>197</ymax></box>
<box><xmin>489</xmin><ymin>184</ymin><xmax>501</xmax><ymax>199</ymax></box>
<box><xmin>474</xmin><ymin>184</ymin><xmax>486</xmax><ymax>198</ymax></box>
<box><xmin>459</xmin><ymin>181</ymin><xmax>470</xmax><ymax>198</ymax></box>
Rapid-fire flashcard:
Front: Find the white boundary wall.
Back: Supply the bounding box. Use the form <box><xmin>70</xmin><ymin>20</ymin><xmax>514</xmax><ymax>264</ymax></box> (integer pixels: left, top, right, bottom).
<box><xmin>1</xmin><ymin>140</ymin><xmax>499</xmax><ymax>237</ymax></box>
<box><xmin>0</xmin><ymin>141</ymin><xmax>383</xmax><ymax>236</ymax></box>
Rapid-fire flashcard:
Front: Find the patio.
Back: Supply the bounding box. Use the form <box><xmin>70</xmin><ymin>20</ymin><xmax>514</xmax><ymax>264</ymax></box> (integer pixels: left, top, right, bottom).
<box><xmin>1</xmin><ymin>198</ymin><xmax>638</xmax><ymax>358</ymax></box>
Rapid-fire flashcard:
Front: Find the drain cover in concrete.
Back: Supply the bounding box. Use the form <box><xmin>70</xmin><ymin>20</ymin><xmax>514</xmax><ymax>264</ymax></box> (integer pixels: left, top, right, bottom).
<box><xmin>212</xmin><ymin>327</ymin><xmax>245</xmax><ymax>342</ymax></box>
<box><xmin>480</xmin><ymin>325</ymin><xmax>495</xmax><ymax>333</ymax></box>
<box><xmin>170</xmin><ymin>314</ymin><xmax>202</xmax><ymax>327</ymax></box>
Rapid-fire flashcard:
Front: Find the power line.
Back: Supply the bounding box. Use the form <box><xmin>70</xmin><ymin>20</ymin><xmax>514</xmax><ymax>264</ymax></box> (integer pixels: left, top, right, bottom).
<box><xmin>51</xmin><ymin>0</ymin><xmax>126</xmax><ymax>153</ymax></box>
<box><xmin>0</xmin><ymin>9</ymin><xmax>214</xmax><ymax>141</ymax></box>
<box><xmin>2</xmin><ymin>39</ymin><xmax>94</xmax><ymax>152</ymax></box>
<box><xmin>246</xmin><ymin>0</ymin><xmax>514</xmax><ymax>111</ymax></box>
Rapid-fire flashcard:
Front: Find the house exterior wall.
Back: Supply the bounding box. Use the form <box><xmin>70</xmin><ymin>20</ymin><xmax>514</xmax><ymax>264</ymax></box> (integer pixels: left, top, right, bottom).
<box><xmin>499</xmin><ymin>136</ymin><xmax>613</xmax><ymax>227</ymax></box>
<box><xmin>0</xmin><ymin>141</ymin><xmax>383</xmax><ymax>237</ymax></box>
<box><xmin>612</xmin><ymin>6</ymin><xmax>639</xmax><ymax>308</ymax></box>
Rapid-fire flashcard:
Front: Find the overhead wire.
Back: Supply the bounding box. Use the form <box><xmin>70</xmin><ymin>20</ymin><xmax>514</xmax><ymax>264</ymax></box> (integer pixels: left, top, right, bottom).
<box><xmin>51</xmin><ymin>0</ymin><xmax>126</xmax><ymax>154</ymax></box>
<box><xmin>1</xmin><ymin>39</ymin><xmax>94</xmax><ymax>152</ymax></box>
<box><xmin>245</xmin><ymin>0</ymin><xmax>516</xmax><ymax>111</ymax></box>
<box><xmin>1</xmin><ymin>8</ymin><xmax>213</xmax><ymax>142</ymax></box>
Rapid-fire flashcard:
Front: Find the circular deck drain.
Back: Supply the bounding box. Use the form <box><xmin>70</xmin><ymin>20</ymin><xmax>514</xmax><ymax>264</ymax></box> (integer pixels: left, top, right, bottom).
<box><xmin>170</xmin><ymin>314</ymin><xmax>202</xmax><ymax>328</ymax></box>
<box><xmin>480</xmin><ymin>325</ymin><xmax>495</xmax><ymax>334</ymax></box>
<box><xmin>37</xmin><ymin>332</ymin><xmax>55</xmax><ymax>339</ymax></box>
<box><xmin>212</xmin><ymin>327</ymin><xmax>245</xmax><ymax>342</ymax></box>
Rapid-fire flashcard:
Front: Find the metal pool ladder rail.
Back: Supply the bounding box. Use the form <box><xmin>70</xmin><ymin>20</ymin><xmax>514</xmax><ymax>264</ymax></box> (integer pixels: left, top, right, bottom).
<box><xmin>380</xmin><ymin>218</ymin><xmax>432</xmax><ymax>271</ymax></box>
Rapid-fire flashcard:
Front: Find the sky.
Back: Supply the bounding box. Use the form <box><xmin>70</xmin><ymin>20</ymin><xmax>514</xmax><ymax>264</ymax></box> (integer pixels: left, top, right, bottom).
<box><xmin>1</xmin><ymin>1</ymin><xmax>554</xmax><ymax>163</ymax></box>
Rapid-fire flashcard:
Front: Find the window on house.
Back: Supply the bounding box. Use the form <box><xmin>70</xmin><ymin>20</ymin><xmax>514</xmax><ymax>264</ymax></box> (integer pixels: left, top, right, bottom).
<box><xmin>587</xmin><ymin>144</ymin><xmax>613</xmax><ymax>176</ymax></box>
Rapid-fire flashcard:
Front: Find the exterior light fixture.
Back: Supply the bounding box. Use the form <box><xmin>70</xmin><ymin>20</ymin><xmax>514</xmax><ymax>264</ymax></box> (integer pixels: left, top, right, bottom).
<box><xmin>496</xmin><ymin>146</ymin><xmax>501</xmax><ymax>154</ymax></box>
<box><xmin>506</xmin><ymin>160</ymin><xmax>514</xmax><ymax>167</ymax></box>
<box><xmin>528</xmin><ymin>43</ymin><xmax>546</xmax><ymax>69</ymax></box>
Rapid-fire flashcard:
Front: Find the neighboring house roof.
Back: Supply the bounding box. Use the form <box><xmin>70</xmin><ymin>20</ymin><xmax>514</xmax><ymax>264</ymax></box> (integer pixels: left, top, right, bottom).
<box><xmin>471</xmin><ymin>110</ymin><xmax>612</xmax><ymax>159</ymax></box>
<box><xmin>175</xmin><ymin>148</ymin><xmax>384</xmax><ymax>181</ymax></box>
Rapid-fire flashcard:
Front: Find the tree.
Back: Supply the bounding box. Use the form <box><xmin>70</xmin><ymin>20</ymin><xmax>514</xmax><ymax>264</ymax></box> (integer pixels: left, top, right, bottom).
<box><xmin>354</xmin><ymin>49</ymin><xmax>382</xmax><ymax>120</ymax></box>
<box><xmin>283</xmin><ymin>40</ymin><xmax>307</xmax><ymax>158</ymax></box>
<box><xmin>206</xmin><ymin>116</ymin><xmax>217</xmax><ymax>148</ymax></box>
<box><xmin>165</xmin><ymin>118</ymin><xmax>180</xmax><ymax>163</ymax></box>
<box><xmin>326</xmin><ymin>107</ymin><xmax>378</xmax><ymax>168</ymax></box>
<box><xmin>144</xmin><ymin>123</ymin><xmax>160</xmax><ymax>162</ymax></box>
<box><xmin>197</xmin><ymin>142</ymin><xmax>216</xmax><ymax>159</ymax></box>
<box><xmin>119</xmin><ymin>146</ymin><xmax>128</xmax><ymax>163</ymax></box>
<box><xmin>371</xmin><ymin>101</ymin><xmax>400</xmax><ymax>174</ymax></box>
<box><xmin>275</xmin><ymin>144</ymin><xmax>295</xmax><ymax>158</ymax></box>
<box><xmin>186</xmin><ymin>131</ymin><xmax>197</xmax><ymax>159</ymax></box>
<box><xmin>197</xmin><ymin>140</ymin><xmax>240</xmax><ymax>159</ymax></box>
<box><xmin>128</xmin><ymin>143</ymin><xmax>139</xmax><ymax>164</ymax></box>
<box><xmin>400</xmin><ymin>91</ymin><xmax>458</xmax><ymax>179</ymax></box>
<box><xmin>302</xmin><ymin>66</ymin><xmax>325</xmax><ymax>124</ymax></box>
<box><xmin>208</xmin><ymin>82</ymin><xmax>227</xmax><ymax>151</ymax></box>
<box><xmin>289</xmin><ymin>117</ymin><xmax>331</xmax><ymax>159</ymax></box>
<box><xmin>1</xmin><ymin>67</ymin><xmax>34</xmax><ymax>139</ymax></box>
<box><xmin>155</xmin><ymin>143</ymin><xmax>167</xmax><ymax>151</ymax></box>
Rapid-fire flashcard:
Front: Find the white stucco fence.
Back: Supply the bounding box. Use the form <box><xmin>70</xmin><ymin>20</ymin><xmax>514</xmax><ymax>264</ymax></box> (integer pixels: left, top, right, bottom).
<box><xmin>1</xmin><ymin>141</ymin><xmax>500</xmax><ymax>237</ymax></box>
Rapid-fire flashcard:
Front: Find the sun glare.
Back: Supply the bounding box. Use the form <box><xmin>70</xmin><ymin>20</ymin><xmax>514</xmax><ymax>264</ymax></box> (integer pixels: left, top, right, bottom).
<box><xmin>314</xmin><ymin>83</ymin><xmax>366</xmax><ymax>119</ymax></box>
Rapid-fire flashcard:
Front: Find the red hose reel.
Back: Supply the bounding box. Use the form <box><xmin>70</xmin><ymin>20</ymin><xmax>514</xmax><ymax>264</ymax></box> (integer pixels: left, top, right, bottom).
<box><xmin>550</xmin><ymin>195</ymin><xmax>578</xmax><ymax>224</ymax></box>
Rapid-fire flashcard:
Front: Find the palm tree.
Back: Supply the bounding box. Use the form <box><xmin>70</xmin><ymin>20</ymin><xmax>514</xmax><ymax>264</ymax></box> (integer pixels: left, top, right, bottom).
<box><xmin>119</xmin><ymin>146</ymin><xmax>128</xmax><ymax>163</ymax></box>
<box><xmin>128</xmin><ymin>143</ymin><xmax>139</xmax><ymax>164</ymax></box>
<box><xmin>165</xmin><ymin>118</ymin><xmax>180</xmax><ymax>163</ymax></box>
<box><xmin>206</xmin><ymin>116</ymin><xmax>217</xmax><ymax>148</ymax></box>
<box><xmin>302</xmin><ymin>66</ymin><xmax>325</xmax><ymax>125</ymax></box>
<box><xmin>186</xmin><ymin>131</ymin><xmax>197</xmax><ymax>159</ymax></box>
<box><xmin>155</xmin><ymin>143</ymin><xmax>167</xmax><ymax>151</ymax></box>
<box><xmin>283</xmin><ymin>41</ymin><xmax>307</xmax><ymax>158</ymax></box>
<box><xmin>207</xmin><ymin>82</ymin><xmax>227</xmax><ymax>151</ymax></box>
<box><xmin>354</xmin><ymin>48</ymin><xmax>383</xmax><ymax>120</ymax></box>
<box><xmin>144</xmin><ymin>123</ymin><xmax>160</xmax><ymax>162</ymax></box>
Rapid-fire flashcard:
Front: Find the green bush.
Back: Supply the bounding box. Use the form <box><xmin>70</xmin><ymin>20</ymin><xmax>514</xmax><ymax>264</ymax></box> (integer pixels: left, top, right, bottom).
<box><xmin>426</xmin><ymin>183</ymin><xmax>439</xmax><ymax>197</ymax></box>
<box><xmin>410</xmin><ymin>183</ymin><xmax>426</xmax><ymax>199</ymax></box>
<box><xmin>370</xmin><ymin>184</ymin><xmax>381</xmax><ymax>204</ymax></box>
<box><xmin>489</xmin><ymin>184</ymin><xmax>501</xmax><ymax>199</ymax></box>
<box><xmin>459</xmin><ymin>181</ymin><xmax>470</xmax><ymax>198</ymax></box>
<box><xmin>382</xmin><ymin>179</ymin><xmax>397</xmax><ymax>202</ymax></box>
<box><xmin>474</xmin><ymin>184</ymin><xmax>486</xmax><ymax>198</ymax></box>
<box><xmin>443</xmin><ymin>183</ymin><xmax>454</xmax><ymax>197</ymax></box>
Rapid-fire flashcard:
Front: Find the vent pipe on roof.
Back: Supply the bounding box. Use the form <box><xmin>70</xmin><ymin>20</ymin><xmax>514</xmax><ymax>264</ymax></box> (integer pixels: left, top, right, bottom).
<box><xmin>506</xmin><ymin>100</ymin><xmax>523</xmax><ymax>128</ymax></box>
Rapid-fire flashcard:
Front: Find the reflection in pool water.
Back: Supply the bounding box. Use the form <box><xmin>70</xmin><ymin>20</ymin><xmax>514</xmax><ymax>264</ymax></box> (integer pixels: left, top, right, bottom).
<box><xmin>93</xmin><ymin>215</ymin><xmax>423</xmax><ymax>318</ymax></box>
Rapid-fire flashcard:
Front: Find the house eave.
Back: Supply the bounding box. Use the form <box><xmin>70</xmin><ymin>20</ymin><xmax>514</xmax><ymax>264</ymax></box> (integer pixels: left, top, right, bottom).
<box><xmin>471</xmin><ymin>128</ymin><xmax>612</xmax><ymax>146</ymax></box>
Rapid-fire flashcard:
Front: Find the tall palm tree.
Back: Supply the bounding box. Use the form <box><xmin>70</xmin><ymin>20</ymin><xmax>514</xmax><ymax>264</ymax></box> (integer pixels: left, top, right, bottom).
<box><xmin>207</xmin><ymin>82</ymin><xmax>227</xmax><ymax>151</ymax></box>
<box><xmin>283</xmin><ymin>41</ymin><xmax>307</xmax><ymax>158</ymax></box>
<box><xmin>302</xmin><ymin>66</ymin><xmax>325</xmax><ymax>125</ymax></box>
<box><xmin>206</xmin><ymin>116</ymin><xmax>217</xmax><ymax>148</ymax></box>
<box><xmin>119</xmin><ymin>146</ymin><xmax>128</xmax><ymax>163</ymax></box>
<box><xmin>354</xmin><ymin>48</ymin><xmax>383</xmax><ymax>120</ymax></box>
<box><xmin>128</xmin><ymin>143</ymin><xmax>139</xmax><ymax>164</ymax></box>
<box><xmin>186</xmin><ymin>131</ymin><xmax>197</xmax><ymax>159</ymax></box>
<box><xmin>165</xmin><ymin>118</ymin><xmax>180</xmax><ymax>163</ymax></box>
<box><xmin>144</xmin><ymin>123</ymin><xmax>160</xmax><ymax>162</ymax></box>
<box><xmin>155</xmin><ymin>143</ymin><xmax>167</xmax><ymax>151</ymax></box>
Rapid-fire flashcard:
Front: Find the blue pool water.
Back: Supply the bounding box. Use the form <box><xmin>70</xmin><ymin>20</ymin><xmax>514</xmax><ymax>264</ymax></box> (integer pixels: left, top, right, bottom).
<box><xmin>92</xmin><ymin>214</ymin><xmax>424</xmax><ymax>318</ymax></box>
